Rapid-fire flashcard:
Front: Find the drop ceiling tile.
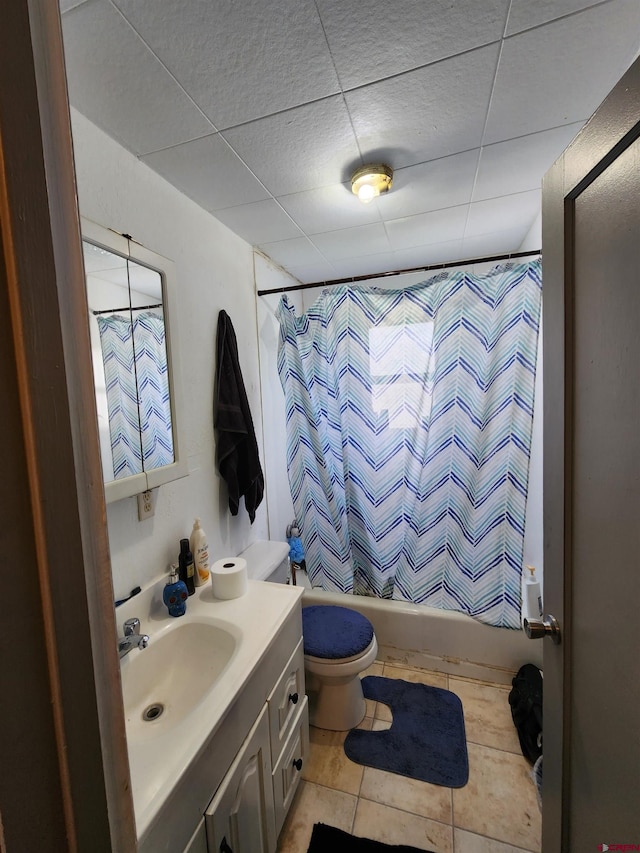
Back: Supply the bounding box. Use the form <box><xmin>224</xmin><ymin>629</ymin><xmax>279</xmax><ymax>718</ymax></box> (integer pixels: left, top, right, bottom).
<box><xmin>345</xmin><ymin>44</ymin><xmax>500</xmax><ymax>169</ymax></box>
<box><xmin>222</xmin><ymin>97</ymin><xmax>362</xmax><ymax>197</ymax></box>
<box><xmin>391</xmin><ymin>240</ymin><xmax>466</xmax><ymax>271</ymax></box>
<box><xmin>213</xmin><ymin>200</ymin><xmax>303</xmax><ymax>245</ymax></box>
<box><xmin>473</xmin><ymin>122</ymin><xmax>583</xmax><ymax>201</ymax></box>
<box><xmin>61</xmin><ymin>0</ymin><xmax>214</xmax><ymax>156</ymax></box>
<box><xmin>385</xmin><ymin>205</ymin><xmax>468</xmax><ymax>252</ymax></box>
<box><xmin>484</xmin><ymin>0</ymin><xmax>640</xmax><ymax>144</ymax></box>
<box><xmin>258</xmin><ymin>237</ymin><xmax>327</xmax><ymax>269</ymax></box>
<box><xmin>505</xmin><ymin>0</ymin><xmax>606</xmax><ymax>36</ymax></box>
<box><xmin>285</xmin><ymin>260</ymin><xmax>339</xmax><ymax>284</ymax></box>
<box><xmin>461</xmin><ymin>227</ymin><xmax>530</xmax><ymax>258</ymax></box>
<box><xmin>60</xmin><ymin>0</ymin><xmax>89</xmax><ymax>11</ymax></box>
<box><xmin>381</xmin><ymin>150</ymin><xmax>480</xmax><ymax>221</ymax></box>
<box><xmin>140</xmin><ymin>133</ymin><xmax>269</xmax><ymax>212</ymax></box>
<box><xmin>316</xmin><ymin>0</ymin><xmax>509</xmax><ymax>90</ymax></box>
<box><xmin>465</xmin><ymin>190</ymin><xmax>541</xmax><ymax>239</ymax></box>
<box><xmin>113</xmin><ymin>0</ymin><xmax>340</xmax><ymax>129</ymax></box>
<box><xmin>278</xmin><ymin>183</ymin><xmax>382</xmax><ymax>235</ymax></box>
<box><xmin>329</xmin><ymin>252</ymin><xmax>398</xmax><ymax>280</ymax></box>
<box><xmin>310</xmin><ymin>223</ymin><xmax>391</xmax><ymax>262</ymax></box>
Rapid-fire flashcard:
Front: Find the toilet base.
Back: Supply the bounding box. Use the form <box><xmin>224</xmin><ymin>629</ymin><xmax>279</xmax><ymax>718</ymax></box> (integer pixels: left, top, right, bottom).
<box><xmin>307</xmin><ymin>673</ymin><xmax>367</xmax><ymax>731</ymax></box>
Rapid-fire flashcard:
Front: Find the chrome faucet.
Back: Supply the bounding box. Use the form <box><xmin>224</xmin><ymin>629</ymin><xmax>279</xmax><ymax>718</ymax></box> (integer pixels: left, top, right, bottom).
<box><xmin>118</xmin><ymin>617</ymin><xmax>150</xmax><ymax>659</ymax></box>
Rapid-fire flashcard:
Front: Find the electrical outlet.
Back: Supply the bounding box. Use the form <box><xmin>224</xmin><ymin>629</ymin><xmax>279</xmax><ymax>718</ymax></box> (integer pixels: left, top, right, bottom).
<box><xmin>137</xmin><ymin>488</ymin><xmax>155</xmax><ymax>521</ymax></box>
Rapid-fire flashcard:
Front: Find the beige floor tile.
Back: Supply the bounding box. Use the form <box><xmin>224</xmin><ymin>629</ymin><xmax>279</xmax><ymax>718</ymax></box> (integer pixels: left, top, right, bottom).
<box><xmin>360</xmin><ymin>766</ymin><xmax>452</xmax><ymax>824</ymax></box>
<box><xmin>277</xmin><ymin>781</ymin><xmax>357</xmax><ymax>853</ymax></box>
<box><xmin>451</xmin><ymin>672</ymin><xmax>517</xmax><ymax>689</ymax></box>
<box><xmin>353</xmin><ymin>798</ymin><xmax>453</xmax><ymax>852</ymax></box>
<box><xmin>302</xmin><ymin>724</ymin><xmax>366</xmax><ymax>795</ymax></box>
<box><xmin>363</xmin><ymin>661</ymin><xmax>385</xmax><ymax>677</ymax></box>
<box><xmin>449</xmin><ymin>676</ymin><xmax>521</xmax><ymax>754</ymax></box>
<box><xmin>371</xmin><ymin>718</ymin><xmax>391</xmax><ymax>731</ymax></box>
<box><xmin>453</xmin><ymin>743</ymin><xmax>541</xmax><ymax>852</ymax></box>
<box><xmin>362</xmin><ymin>661</ymin><xmax>384</xmax><ymax>718</ymax></box>
<box><xmin>454</xmin><ymin>827</ymin><xmax>537</xmax><ymax>852</ymax></box>
<box><xmin>374</xmin><ymin>665</ymin><xmax>449</xmax><ymax>722</ymax></box>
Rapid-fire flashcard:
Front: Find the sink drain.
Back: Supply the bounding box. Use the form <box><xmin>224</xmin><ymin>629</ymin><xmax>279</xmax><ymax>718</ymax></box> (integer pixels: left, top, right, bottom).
<box><xmin>142</xmin><ymin>703</ymin><xmax>165</xmax><ymax>722</ymax></box>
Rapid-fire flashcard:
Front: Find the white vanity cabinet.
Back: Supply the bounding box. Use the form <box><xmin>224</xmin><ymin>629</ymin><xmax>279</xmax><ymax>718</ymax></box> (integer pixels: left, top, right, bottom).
<box><xmin>183</xmin><ymin>821</ymin><xmax>208</xmax><ymax>853</ymax></box>
<box><xmin>203</xmin><ymin>639</ymin><xmax>309</xmax><ymax>853</ymax></box>
<box><xmin>267</xmin><ymin>639</ymin><xmax>309</xmax><ymax>838</ymax></box>
<box><xmin>134</xmin><ymin>586</ymin><xmax>308</xmax><ymax>853</ymax></box>
<box><xmin>205</xmin><ymin>706</ymin><xmax>276</xmax><ymax>853</ymax></box>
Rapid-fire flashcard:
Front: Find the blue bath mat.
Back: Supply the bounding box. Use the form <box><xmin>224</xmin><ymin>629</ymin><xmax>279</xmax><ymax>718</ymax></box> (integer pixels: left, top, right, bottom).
<box><xmin>344</xmin><ymin>676</ymin><xmax>469</xmax><ymax>787</ymax></box>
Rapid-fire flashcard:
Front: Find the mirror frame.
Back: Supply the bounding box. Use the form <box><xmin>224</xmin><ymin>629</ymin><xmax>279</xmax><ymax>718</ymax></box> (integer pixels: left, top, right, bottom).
<box><xmin>82</xmin><ymin>217</ymin><xmax>188</xmax><ymax>502</ymax></box>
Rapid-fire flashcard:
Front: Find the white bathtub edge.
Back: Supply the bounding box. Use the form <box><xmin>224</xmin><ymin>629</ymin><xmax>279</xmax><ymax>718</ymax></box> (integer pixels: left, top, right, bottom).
<box><xmin>302</xmin><ymin>588</ymin><xmax>542</xmax><ymax>686</ymax></box>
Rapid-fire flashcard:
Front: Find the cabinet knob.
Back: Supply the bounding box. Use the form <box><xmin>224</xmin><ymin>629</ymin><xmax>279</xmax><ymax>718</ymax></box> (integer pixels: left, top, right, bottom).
<box><xmin>288</xmin><ymin>692</ymin><xmax>299</xmax><ymax>705</ymax></box>
<box><xmin>292</xmin><ymin>758</ymin><xmax>303</xmax><ymax>772</ymax></box>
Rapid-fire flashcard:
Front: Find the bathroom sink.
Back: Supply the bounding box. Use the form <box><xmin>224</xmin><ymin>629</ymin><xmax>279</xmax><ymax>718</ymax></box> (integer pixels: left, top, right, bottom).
<box><xmin>120</xmin><ymin>620</ymin><xmax>238</xmax><ymax>740</ymax></box>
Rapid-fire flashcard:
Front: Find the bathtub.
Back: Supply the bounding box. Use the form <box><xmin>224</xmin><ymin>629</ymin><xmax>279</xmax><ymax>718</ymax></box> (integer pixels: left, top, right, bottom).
<box><xmin>301</xmin><ymin>587</ymin><xmax>542</xmax><ymax>685</ymax></box>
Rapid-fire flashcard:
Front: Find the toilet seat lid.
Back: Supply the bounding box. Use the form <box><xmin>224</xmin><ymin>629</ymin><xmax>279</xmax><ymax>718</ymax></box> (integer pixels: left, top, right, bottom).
<box><xmin>302</xmin><ymin>605</ymin><xmax>374</xmax><ymax>659</ymax></box>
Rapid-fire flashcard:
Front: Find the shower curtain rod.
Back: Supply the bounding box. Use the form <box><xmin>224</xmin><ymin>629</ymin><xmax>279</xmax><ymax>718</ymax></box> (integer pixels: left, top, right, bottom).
<box><xmin>92</xmin><ymin>302</ymin><xmax>162</xmax><ymax>316</ymax></box>
<box><xmin>257</xmin><ymin>248</ymin><xmax>541</xmax><ymax>297</ymax></box>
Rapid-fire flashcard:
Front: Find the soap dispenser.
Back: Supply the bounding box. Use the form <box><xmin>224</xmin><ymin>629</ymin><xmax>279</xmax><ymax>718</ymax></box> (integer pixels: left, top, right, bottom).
<box><xmin>524</xmin><ymin>565</ymin><xmax>542</xmax><ymax>619</ymax></box>
<box><xmin>163</xmin><ymin>565</ymin><xmax>188</xmax><ymax>617</ymax></box>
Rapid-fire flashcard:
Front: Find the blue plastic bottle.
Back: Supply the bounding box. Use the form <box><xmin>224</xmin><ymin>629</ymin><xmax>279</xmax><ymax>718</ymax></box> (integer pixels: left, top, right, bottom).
<box><xmin>163</xmin><ymin>565</ymin><xmax>188</xmax><ymax>617</ymax></box>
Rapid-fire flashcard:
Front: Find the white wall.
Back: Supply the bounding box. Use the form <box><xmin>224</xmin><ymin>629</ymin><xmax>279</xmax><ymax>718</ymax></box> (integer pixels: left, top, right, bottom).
<box><xmin>256</xmin><ymin>259</ymin><xmax>544</xmax><ymax>610</ymax></box>
<box><xmin>255</xmin><ymin>253</ymin><xmax>303</xmax><ymax>544</ymax></box>
<box><xmin>72</xmin><ymin>110</ymin><xmax>268</xmax><ymax>600</ymax></box>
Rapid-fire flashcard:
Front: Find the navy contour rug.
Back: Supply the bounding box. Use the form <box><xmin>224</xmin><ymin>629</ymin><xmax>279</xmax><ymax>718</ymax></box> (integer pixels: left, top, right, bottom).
<box><xmin>344</xmin><ymin>676</ymin><xmax>469</xmax><ymax>788</ymax></box>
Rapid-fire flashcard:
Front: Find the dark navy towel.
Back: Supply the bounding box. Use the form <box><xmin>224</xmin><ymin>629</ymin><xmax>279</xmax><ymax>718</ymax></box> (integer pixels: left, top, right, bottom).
<box><xmin>214</xmin><ymin>310</ymin><xmax>264</xmax><ymax>523</ymax></box>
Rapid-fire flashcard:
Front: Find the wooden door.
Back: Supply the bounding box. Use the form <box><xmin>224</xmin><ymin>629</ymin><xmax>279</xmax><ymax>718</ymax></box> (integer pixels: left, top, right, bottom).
<box><xmin>542</xmin><ymin>59</ymin><xmax>640</xmax><ymax>850</ymax></box>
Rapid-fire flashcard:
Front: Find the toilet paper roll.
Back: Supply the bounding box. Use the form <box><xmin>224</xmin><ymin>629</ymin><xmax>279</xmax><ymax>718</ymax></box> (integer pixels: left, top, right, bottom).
<box><xmin>211</xmin><ymin>557</ymin><xmax>248</xmax><ymax>600</ymax></box>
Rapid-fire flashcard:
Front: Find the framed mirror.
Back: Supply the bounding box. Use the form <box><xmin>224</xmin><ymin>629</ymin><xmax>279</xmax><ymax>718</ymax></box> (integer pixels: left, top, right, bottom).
<box><xmin>82</xmin><ymin>218</ymin><xmax>188</xmax><ymax>502</ymax></box>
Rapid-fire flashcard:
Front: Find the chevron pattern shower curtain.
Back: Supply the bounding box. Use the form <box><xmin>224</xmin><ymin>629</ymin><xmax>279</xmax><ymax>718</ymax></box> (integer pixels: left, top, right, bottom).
<box><xmin>98</xmin><ymin>311</ymin><xmax>173</xmax><ymax>479</ymax></box>
<box><xmin>277</xmin><ymin>260</ymin><xmax>541</xmax><ymax>628</ymax></box>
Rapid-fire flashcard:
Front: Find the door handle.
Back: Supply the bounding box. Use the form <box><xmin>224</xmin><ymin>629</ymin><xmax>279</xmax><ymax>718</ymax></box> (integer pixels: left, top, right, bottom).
<box><xmin>524</xmin><ymin>614</ymin><xmax>561</xmax><ymax>644</ymax></box>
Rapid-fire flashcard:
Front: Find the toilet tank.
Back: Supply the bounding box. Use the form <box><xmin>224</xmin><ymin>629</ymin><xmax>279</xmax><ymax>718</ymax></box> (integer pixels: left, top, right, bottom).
<box><xmin>240</xmin><ymin>540</ymin><xmax>289</xmax><ymax>584</ymax></box>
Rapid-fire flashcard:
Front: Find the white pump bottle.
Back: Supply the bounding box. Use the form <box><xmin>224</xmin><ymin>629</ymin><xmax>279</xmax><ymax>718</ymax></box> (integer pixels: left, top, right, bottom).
<box><xmin>524</xmin><ymin>565</ymin><xmax>542</xmax><ymax>620</ymax></box>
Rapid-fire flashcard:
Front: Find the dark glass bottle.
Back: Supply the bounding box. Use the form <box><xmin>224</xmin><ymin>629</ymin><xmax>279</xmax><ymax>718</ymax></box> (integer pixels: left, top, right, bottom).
<box><xmin>179</xmin><ymin>538</ymin><xmax>196</xmax><ymax>595</ymax></box>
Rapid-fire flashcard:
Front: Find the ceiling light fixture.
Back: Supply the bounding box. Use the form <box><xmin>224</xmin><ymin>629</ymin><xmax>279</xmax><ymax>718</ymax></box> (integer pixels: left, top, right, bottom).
<box><xmin>351</xmin><ymin>163</ymin><xmax>393</xmax><ymax>204</ymax></box>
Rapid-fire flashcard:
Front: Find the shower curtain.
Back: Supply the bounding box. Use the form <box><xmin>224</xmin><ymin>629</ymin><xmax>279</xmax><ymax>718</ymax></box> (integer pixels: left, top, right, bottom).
<box><xmin>97</xmin><ymin>311</ymin><xmax>173</xmax><ymax>479</ymax></box>
<box><xmin>277</xmin><ymin>260</ymin><xmax>541</xmax><ymax>629</ymax></box>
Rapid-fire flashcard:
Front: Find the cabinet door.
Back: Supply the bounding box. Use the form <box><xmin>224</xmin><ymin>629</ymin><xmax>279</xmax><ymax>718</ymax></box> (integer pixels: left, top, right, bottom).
<box><xmin>267</xmin><ymin>639</ymin><xmax>305</xmax><ymax>766</ymax></box>
<box><xmin>205</xmin><ymin>705</ymin><xmax>276</xmax><ymax>853</ymax></box>
<box><xmin>272</xmin><ymin>697</ymin><xmax>309</xmax><ymax>838</ymax></box>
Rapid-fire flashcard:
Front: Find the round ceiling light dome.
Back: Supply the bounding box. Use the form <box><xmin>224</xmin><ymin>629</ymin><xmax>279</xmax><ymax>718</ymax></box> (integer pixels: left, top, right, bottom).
<box><xmin>351</xmin><ymin>163</ymin><xmax>393</xmax><ymax>204</ymax></box>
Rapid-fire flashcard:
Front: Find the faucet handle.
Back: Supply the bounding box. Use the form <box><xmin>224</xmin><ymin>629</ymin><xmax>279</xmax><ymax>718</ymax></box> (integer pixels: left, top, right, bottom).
<box><xmin>123</xmin><ymin>617</ymin><xmax>141</xmax><ymax>636</ymax></box>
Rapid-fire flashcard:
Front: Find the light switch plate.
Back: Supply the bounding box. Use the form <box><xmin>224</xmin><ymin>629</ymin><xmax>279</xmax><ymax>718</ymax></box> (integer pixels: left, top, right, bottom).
<box><xmin>137</xmin><ymin>488</ymin><xmax>156</xmax><ymax>521</ymax></box>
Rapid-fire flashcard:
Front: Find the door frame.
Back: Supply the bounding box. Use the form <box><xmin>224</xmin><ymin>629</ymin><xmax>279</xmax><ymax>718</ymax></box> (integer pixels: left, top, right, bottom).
<box><xmin>0</xmin><ymin>2</ymin><xmax>136</xmax><ymax>850</ymax></box>
<box><xmin>542</xmin><ymin>57</ymin><xmax>640</xmax><ymax>851</ymax></box>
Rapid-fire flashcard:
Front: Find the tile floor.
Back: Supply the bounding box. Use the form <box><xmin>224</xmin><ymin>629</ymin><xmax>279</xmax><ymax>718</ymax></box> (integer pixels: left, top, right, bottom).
<box><xmin>277</xmin><ymin>661</ymin><xmax>541</xmax><ymax>853</ymax></box>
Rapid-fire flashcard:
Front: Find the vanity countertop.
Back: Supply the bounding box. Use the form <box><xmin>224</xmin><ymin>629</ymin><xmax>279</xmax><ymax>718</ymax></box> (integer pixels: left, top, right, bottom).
<box><xmin>116</xmin><ymin>577</ymin><xmax>304</xmax><ymax>841</ymax></box>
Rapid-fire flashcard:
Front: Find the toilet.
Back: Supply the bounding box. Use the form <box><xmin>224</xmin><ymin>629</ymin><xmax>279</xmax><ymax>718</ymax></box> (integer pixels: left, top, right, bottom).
<box><xmin>240</xmin><ymin>540</ymin><xmax>290</xmax><ymax>583</ymax></box>
<box><xmin>302</xmin><ymin>605</ymin><xmax>378</xmax><ymax>731</ymax></box>
<box><xmin>239</xmin><ymin>542</ymin><xmax>378</xmax><ymax>730</ymax></box>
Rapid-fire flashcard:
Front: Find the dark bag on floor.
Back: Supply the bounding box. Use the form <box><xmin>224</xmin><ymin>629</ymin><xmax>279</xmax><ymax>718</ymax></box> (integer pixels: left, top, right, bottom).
<box><xmin>508</xmin><ymin>663</ymin><xmax>543</xmax><ymax>764</ymax></box>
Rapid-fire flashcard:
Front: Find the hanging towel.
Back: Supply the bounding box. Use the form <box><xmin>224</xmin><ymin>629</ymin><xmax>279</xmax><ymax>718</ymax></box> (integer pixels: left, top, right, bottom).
<box><xmin>214</xmin><ymin>310</ymin><xmax>264</xmax><ymax>523</ymax></box>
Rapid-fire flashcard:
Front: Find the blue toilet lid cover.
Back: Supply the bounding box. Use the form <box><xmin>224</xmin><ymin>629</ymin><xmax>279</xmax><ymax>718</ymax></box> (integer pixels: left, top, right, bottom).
<box><xmin>302</xmin><ymin>605</ymin><xmax>374</xmax><ymax>659</ymax></box>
